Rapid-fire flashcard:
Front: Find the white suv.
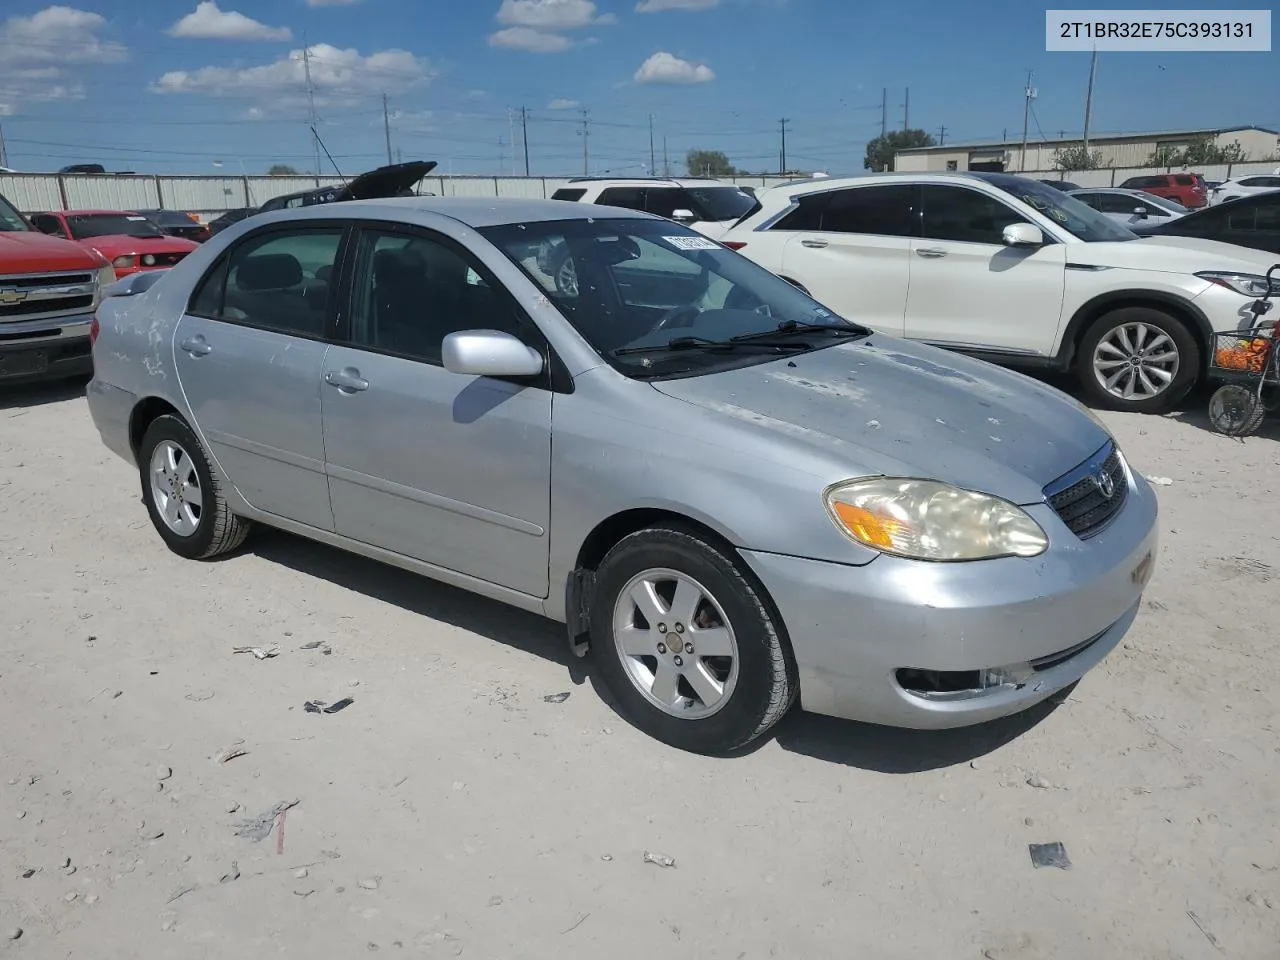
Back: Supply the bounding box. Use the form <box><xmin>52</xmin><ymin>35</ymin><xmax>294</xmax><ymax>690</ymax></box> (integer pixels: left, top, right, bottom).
<box><xmin>550</xmin><ymin>178</ymin><xmax>757</xmax><ymax>238</ymax></box>
<box><xmin>720</xmin><ymin>172</ymin><xmax>1280</xmax><ymax>413</ymax></box>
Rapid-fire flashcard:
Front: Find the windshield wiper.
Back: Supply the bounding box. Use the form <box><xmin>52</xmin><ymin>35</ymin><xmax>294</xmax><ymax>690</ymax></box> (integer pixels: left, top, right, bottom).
<box><xmin>613</xmin><ymin>335</ymin><xmax>811</xmax><ymax>357</ymax></box>
<box><xmin>731</xmin><ymin>318</ymin><xmax>871</xmax><ymax>344</ymax></box>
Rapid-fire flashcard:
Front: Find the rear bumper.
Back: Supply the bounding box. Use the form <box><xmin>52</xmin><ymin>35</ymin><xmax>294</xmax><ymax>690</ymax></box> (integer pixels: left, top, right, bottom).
<box><xmin>86</xmin><ymin>377</ymin><xmax>139</xmax><ymax>466</ymax></box>
<box><xmin>740</xmin><ymin>470</ymin><xmax>1159</xmax><ymax>729</ymax></box>
<box><xmin>0</xmin><ymin>311</ymin><xmax>94</xmax><ymax>384</ymax></box>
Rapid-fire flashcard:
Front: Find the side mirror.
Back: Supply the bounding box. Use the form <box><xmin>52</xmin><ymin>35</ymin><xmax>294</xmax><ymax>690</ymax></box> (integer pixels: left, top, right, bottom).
<box><xmin>442</xmin><ymin>330</ymin><xmax>544</xmax><ymax>379</ymax></box>
<box><xmin>1002</xmin><ymin>223</ymin><xmax>1044</xmax><ymax>247</ymax></box>
<box><xmin>1133</xmin><ymin>206</ymin><xmax>1149</xmax><ymax>219</ymax></box>
<box><xmin>670</xmin><ymin>208</ymin><xmax>697</xmax><ymax>223</ymax></box>
<box><xmin>105</xmin><ymin>269</ymin><xmax>169</xmax><ymax>298</ymax></box>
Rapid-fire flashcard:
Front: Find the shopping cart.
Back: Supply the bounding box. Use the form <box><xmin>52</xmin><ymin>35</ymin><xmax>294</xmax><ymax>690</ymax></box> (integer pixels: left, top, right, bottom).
<box><xmin>1206</xmin><ymin>263</ymin><xmax>1279</xmax><ymax>437</ymax></box>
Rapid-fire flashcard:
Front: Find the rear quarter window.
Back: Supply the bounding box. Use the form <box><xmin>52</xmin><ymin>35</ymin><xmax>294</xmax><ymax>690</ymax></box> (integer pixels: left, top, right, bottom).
<box><xmin>551</xmin><ymin>188</ymin><xmax>587</xmax><ymax>202</ymax></box>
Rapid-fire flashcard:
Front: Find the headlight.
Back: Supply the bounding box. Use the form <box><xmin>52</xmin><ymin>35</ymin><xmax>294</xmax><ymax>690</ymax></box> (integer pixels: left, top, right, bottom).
<box><xmin>824</xmin><ymin>478</ymin><xmax>1048</xmax><ymax>561</ymax></box>
<box><xmin>94</xmin><ymin>263</ymin><xmax>116</xmax><ymax>304</ymax></box>
<box><xmin>142</xmin><ymin>254</ymin><xmax>156</xmax><ymax>266</ymax></box>
<box><xmin>112</xmin><ymin>255</ymin><xmax>137</xmax><ymax>269</ymax></box>
<box><xmin>1196</xmin><ymin>271</ymin><xmax>1280</xmax><ymax>298</ymax></box>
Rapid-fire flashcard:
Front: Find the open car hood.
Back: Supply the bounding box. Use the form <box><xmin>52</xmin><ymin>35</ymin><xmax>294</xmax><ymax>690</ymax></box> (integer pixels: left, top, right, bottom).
<box><xmin>336</xmin><ymin>160</ymin><xmax>437</xmax><ymax>201</ymax></box>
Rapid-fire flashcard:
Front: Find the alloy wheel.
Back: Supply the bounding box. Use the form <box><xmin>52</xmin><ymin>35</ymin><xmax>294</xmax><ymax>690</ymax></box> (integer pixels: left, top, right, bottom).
<box><xmin>1092</xmin><ymin>322</ymin><xmax>1181</xmax><ymax>401</ymax></box>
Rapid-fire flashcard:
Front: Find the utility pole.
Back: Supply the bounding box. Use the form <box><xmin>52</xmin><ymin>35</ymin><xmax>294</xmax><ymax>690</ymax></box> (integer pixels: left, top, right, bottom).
<box><xmin>1082</xmin><ymin>47</ymin><xmax>1098</xmax><ymax>155</ymax></box>
<box><xmin>880</xmin><ymin>87</ymin><xmax>887</xmax><ymax>139</ymax></box>
<box><xmin>648</xmin><ymin>114</ymin><xmax>656</xmax><ymax>174</ymax></box>
<box><xmin>662</xmin><ymin>136</ymin><xmax>669</xmax><ymax>176</ymax></box>
<box><xmin>507</xmin><ymin>108</ymin><xmax>517</xmax><ymax>175</ymax></box>
<box><xmin>902</xmin><ymin>87</ymin><xmax>909</xmax><ymax>131</ymax></box>
<box><xmin>382</xmin><ymin>93</ymin><xmax>393</xmax><ymax>166</ymax></box>
<box><xmin>778</xmin><ymin>117</ymin><xmax>789</xmax><ymax>174</ymax></box>
<box><xmin>302</xmin><ymin>35</ymin><xmax>320</xmax><ymax>176</ymax></box>
<box><xmin>519</xmin><ymin>106</ymin><xmax>530</xmax><ymax>176</ymax></box>
<box><xmin>938</xmin><ymin>125</ymin><xmax>947</xmax><ymax>145</ymax></box>
<box><xmin>1020</xmin><ymin>70</ymin><xmax>1035</xmax><ymax>172</ymax></box>
<box><xmin>498</xmin><ymin>135</ymin><xmax>505</xmax><ymax>176</ymax></box>
<box><xmin>580</xmin><ymin>108</ymin><xmax>590</xmax><ymax>176</ymax></box>
<box><xmin>0</xmin><ymin>120</ymin><xmax>7</xmax><ymax>168</ymax></box>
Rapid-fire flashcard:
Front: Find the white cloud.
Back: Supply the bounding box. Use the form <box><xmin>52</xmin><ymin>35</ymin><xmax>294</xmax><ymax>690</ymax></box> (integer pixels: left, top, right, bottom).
<box><xmin>152</xmin><ymin>43</ymin><xmax>428</xmax><ymax>115</ymax></box>
<box><xmin>633</xmin><ymin>51</ymin><xmax>714</xmax><ymax>84</ymax></box>
<box><xmin>168</xmin><ymin>2</ymin><xmax>292</xmax><ymax>41</ymax></box>
<box><xmin>0</xmin><ymin>6</ymin><xmax>126</xmax><ymax>114</ymax></box>
<box><xmin>546</xmin><ymin>97</ymin><xmax>579</xmax><ymax>110</ymax></box>
<box><xmin>495</xmin><ymin>0</ymin><xmax>611</xmax><ymax>29</ymax></box>
<box><xmin>488</xmin><ymin>26</ymin><xmax>571</xmax><ymax>52</ymax></box>
<box><xmin>636</xmin><ymin>0</ymin><xmax>719</xmax><ymax>10</ymax></box>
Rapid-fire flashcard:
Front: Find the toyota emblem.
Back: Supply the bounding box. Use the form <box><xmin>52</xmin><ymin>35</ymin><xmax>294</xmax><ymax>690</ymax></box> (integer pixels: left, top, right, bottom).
<box><xmin>1094</xmin><ymin>470</ymin><xmax>1115</xmax><ymax>499</ymax></box>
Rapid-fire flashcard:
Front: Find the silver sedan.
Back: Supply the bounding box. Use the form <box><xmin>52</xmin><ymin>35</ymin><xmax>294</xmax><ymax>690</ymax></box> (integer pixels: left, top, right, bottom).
<box><xmin>87</xmin><ymin>198</ymin><xmax>1158</xmax><ymax>753</ymax></box>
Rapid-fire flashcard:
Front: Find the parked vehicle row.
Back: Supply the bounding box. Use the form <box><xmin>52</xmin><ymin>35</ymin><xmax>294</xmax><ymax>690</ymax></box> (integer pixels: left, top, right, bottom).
<box><xmin>1144</xmin><ymin>189</ymin><xmax>1280</xmax><ymax>255</ymax></box>
<box><xmin>29</xmin><ymin>210</ymin><xmax>201</xmax><ymax>279</ymax></box>
<box><xmin>86</xmin><ymin>195</ymin><xmax>1161</xmax><ymax>753</ymax></box>
<box><xmin>1208</xmin><ymin>174</ymin><xmax>1280</xmax><ymax>206</ymax></box>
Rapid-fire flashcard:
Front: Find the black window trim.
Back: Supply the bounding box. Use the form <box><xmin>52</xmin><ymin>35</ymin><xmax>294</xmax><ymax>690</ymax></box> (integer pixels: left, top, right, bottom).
<box><xmin>183</xmin><ymin>219</ymin><xmax>355</xmax><ymax>345</ymax></box>
<box><xmin>332</xmin><ymin>220</ymin><xmax>570</xmax><ymax>394</ymax></box>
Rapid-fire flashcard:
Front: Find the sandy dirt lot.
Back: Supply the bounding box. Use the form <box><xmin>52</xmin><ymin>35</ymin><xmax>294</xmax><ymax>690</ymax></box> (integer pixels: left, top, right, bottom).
<box><xmin>1</xmin><ymin>379</ymin><xmax>1278</xmax><ymax>959</ymax></box>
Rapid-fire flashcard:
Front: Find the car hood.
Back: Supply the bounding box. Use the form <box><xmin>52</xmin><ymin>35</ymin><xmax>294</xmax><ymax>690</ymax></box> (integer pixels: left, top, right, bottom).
<box><xmin>77</xmin><ymin>234</ymin><xmax>200</xmax><ymax>256</ymax></box>
<box><xmin>1073</xmin><ymin>234</ymin><xmax>1280</xmax><ymax>274</ymax></box>
<box><xmin>649</xmin><ymin>337</ymin><xmax>1109</xmax><ymax>505</ymax></box>
<box><xmin>0</xmin><ymin>230</ymin><xmax>107</xmax><ymax>272</ymax></box>
<box><xmin>337</xmin><ymin>160</ymin><xmax>438</xmax><ymax>201</ymax></box>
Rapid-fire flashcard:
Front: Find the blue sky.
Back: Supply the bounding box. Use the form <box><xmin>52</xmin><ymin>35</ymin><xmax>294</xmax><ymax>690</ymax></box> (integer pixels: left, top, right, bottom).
<box><xmin>0</xmin><ymin>0</ymin><xmax>1276</xmax><ymax>176</ymax></box>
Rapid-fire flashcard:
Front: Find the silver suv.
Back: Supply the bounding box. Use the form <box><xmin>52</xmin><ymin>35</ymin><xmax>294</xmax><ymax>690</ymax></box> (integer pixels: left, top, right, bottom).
<box><xmin>550</xmin><ymin>177</ymin><xmax>757</xmax><ymax>238</ymax></box>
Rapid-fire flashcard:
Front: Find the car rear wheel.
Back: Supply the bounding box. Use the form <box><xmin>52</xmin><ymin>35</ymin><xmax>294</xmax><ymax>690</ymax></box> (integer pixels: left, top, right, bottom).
<box><xmin>589</xmin><ymin>526</ymin><xmax>797</xmax><ymax>754</ymax></box>
<box><xmin>139</xmin><ymin>414</ymin><xmax>251</xmax><ymax>560</ymax></box>
<box><xmin>1076</xmin><ymin>307</ymin><xmax>1199</xmax><ymax>414</ymax></box>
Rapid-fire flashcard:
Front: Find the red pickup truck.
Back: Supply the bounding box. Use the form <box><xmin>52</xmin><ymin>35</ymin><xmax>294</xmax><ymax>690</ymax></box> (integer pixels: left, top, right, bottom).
<box><xmin>1</xmin><ymin>190</ymin><xmax>115</xmax><ymax>385</ymax></box>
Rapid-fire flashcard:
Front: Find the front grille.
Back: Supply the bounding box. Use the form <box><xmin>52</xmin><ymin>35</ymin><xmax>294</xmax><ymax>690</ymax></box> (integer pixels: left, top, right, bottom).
<box><xmin>0</xmin><ymin>294</ymin><xmax>93</xmax><ymax>318</ymax></box>
<box><xmin>1</xmin><ymin>272</ymin><xmax>92</xmax><ymax>289</ymax></box>
<box><xmin>1045</xmin><ymin>442</ymin><xmax>1128</xmax><ymax>539</ymax></box>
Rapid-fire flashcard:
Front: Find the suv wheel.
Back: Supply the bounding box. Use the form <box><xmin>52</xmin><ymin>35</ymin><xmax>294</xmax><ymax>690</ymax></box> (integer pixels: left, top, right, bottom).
<box><xmin>589</xmin><ymin>526</ymin><xmax>798</xmax><ymax>754</ymax></box>
<box><xmin>1075</xmin><ymin>307</ymin><xmax>1199</xmax><ymax>414</ymax></box>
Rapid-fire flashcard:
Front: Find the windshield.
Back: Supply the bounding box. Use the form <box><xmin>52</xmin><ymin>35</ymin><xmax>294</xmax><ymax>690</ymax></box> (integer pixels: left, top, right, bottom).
<box><xmin>478</xmin><ymin>217</ymin><xmax>866</xmax><ymax>379</ymax></box>
<box><xmin>684</xmin><ymin>186</ymin><xmax>757</xmax><ymax>221</ymax></box>
<box><xmin>67</xmin><ymin>213</ymin><xmax>164</xmax><ymax>240</ymax></box>
<box><xmin>993</xmin><ymin>178</ymin><xmax>1138</xmax><ymax>242</ymax></box>
<box><xmin>0</xmin><ymin>194</ymin><xmax>31</xmax><ymax>232</ymax></box>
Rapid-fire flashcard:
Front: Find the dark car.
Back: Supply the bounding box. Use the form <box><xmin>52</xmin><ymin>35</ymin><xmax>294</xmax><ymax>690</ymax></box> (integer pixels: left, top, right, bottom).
<box><xmin>1143</xmin><ymin>189</ymin><xmax>1280</xmax><ymax>255</ymax></box>
<box><xmin>256</xmin><ymin>160</ymin><xmax>437</xmax><ymax>213</ymax></box>
<box><xmin>135</xmin><ymin>209</ymin><xmax>211</xmax><ymax>243</ymax></box>
<box><xmin>1037</xmin><ymin>179</ymin><xmax>1082</xmax><ymax>191</ymax></box>
<box><xmin>207</xmin><ymin>207</ymin><xmax>256</xmax><ymax>237</ymax></box>
<box><xmin>59</xmin><ymin>163</ymin><xmax>106</xmax><ymax>175</ymax></box>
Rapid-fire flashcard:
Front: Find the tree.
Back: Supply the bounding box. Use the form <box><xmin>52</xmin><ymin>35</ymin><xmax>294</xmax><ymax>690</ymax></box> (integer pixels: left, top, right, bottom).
<box><xmin>686</xmin><ymin>149</ymin><xmax>739</xmax><ymax>177</ymax></box>
<box><xmin>1145</xmin><ymin>144</ymin><xmax>1182</xmax><ymax>167</ymax></box>
<box><xmin>1052</xmin><ymin>146</ymin><xmax>1103</xmax><ymax>172</ymax></box>
<box><xmin>267</xmin><ymin>164</ymin><xmax>300</xmax><ymax>176</ymax></box>
<box><xmin>863</xmin><ymin>129</ymin><xmax>935</xmax><ymax>172</ymax></box>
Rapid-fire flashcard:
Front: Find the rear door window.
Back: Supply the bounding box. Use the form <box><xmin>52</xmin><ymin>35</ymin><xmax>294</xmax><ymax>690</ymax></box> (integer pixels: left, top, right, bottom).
<box><xmin>1174</xmin><ymin>175</ymin><xmax>1194</xmax><ymax>185</ymax></box>
<box><xmin>643</xmin><ymin>188</ymin><xmax>688</xmax><ymax>219</ymax></box>
<box><xmin>596</xmin><ymin>187</ymin><xmax>645</xmax><ymax>211</ymax></box>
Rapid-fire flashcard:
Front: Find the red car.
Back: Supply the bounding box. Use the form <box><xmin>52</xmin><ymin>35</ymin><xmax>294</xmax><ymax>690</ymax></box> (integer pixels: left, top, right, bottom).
<box><xmin>1118</xmin><ymin>173</ymin><xmax>1209</xmax><ymax>209</ymax></box>
<box><xmin>29</xmin><ymin>209</ymin><xmax>200</xmax><ymax>278</ymax></box>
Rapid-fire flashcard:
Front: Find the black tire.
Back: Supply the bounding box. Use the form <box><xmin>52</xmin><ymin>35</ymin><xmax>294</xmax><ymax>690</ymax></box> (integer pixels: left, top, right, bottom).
<box><xmin>1208</xmin><ymin>384</ymin><xmax>1266</xmax><ymax>437</ymax></box>
<box><xmin>1075</xmin><ymin>306</ymin><xmax>1200</xmax><ymax>414</ymax></box>
<box><xmin>588</xmin><ymin>526</ymin><xmax>798</xmax><ymax>754</ymax></box>
<box><xmin>138</xmin><ymin>414</ymin><xmax>251</xmax><ymax>560</ymax></box>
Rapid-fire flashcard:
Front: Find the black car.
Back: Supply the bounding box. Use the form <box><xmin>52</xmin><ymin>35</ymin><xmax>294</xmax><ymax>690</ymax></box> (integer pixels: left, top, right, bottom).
<box><xmin>135</xmin><ymin>208</ymin><xmax>211</xmax><ymax>243</ymax></box>
<box><xmin>1144</xmin><ymin>189</ymin><xmax>1280</xmax><ymax>255</ymax></box>
<box><xmin>256</xmin><ymin>160</ymin><xmax>437</xmax><ymax>213</ymax></box>
<box><xmin>207</xmin><ymin>207</ymin><xmax>256</xmax><ymax>236</ymax></box>
<box><xmin>1037</xmin><ymin>179</ymin><xmax>1082</xmax><ymax>191</ymax></box>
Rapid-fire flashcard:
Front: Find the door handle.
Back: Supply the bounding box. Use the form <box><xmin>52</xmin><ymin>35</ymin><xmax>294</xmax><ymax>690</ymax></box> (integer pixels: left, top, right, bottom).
<box><xmin>324</xmin><ymin>367</ymin><xmax>369</xmax><ymax>393</ymax></box>
<box><xmin>915</xmin><ymin>247</ymin><xmax>948</xmax><ymax>258</ymax></box>
<box><xmin>179</xmin><ymin>336</ymin><xmax>211</xmax><ymax>357</ymax></box>
<box><xmin>800</xmin><ymin>238</ymin><xmax>829</xmax><ymax>249</ymax></box>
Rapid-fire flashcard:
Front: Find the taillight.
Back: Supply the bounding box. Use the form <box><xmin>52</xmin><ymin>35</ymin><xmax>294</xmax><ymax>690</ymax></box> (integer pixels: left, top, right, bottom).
<box><xmin>722</xmin><ymin>241</ymin><xmax>747</xmax><ymax>250</ymax></box>
<box><xmin>89</xmin><ymin>316</ymin><xmax>100</xmax><ymax>346</ymax></box>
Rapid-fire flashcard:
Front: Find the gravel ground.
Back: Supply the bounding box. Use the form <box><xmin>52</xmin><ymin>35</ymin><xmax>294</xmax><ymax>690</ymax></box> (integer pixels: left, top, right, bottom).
<box><xmin>1</xmin><ymin>379</ymin><xmax>1278</xmax><ymax>959</ymax></box>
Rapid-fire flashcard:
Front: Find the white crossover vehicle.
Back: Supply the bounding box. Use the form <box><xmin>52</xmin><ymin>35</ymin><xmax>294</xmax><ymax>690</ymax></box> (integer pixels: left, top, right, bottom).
<box><xmin>721</xmin><ymin>172</ymin><xmax>1280</xmax><ymax>413</ymax></box>
<box><xmin>550</xmin><ymin>178</ymin><xmax>757</xmax><ymax>239</ymax></box>
<box><xmin>1209</xmin><ymin>174</ymin><xmax>1280</xmax><ymax>206</ymax></box>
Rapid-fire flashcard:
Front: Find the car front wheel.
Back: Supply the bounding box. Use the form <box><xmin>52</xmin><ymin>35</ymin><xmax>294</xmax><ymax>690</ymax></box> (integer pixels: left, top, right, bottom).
<box><xmin>139</xmin><ymin>414</ymin><xmax>251</xmax><ymax>560</ymax></box>
<box><xmin>589</xmin><ymin>526</ymin><xmax>798</xmax><ymax>754</ymax></box>
<box><xmin>1076</xmin><ymin>307</ymin><xmax>1200</xmax><ymax>414</ymax></box>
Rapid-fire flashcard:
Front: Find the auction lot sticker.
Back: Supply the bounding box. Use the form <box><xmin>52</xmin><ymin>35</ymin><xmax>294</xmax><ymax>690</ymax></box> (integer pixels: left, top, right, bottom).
<box><xmin>1046</xmin><ymin>9</ymin><xmax>1271</xmax><ymax>51</ymax></box>
<box><xmin>663</xmin><ymin>236</ymin><xmax>721</xmax><ymax>251</ymax></box>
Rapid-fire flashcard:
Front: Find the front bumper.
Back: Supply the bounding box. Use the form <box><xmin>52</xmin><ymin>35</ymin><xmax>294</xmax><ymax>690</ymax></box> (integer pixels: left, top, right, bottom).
<box><xmin>0</xmin><ymin>311</ymin><xmax>94</xmax><ymax>384</ymax></box>
<box><xmin>740</xmin><ymin>470</ymin><xmax>1159</xmax><ymax>729</ymax></box>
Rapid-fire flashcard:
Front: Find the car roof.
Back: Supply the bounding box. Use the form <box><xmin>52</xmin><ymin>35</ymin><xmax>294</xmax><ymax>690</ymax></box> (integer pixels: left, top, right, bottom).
<box><xmin>57</xmin><ymin>209</ymin><xmax>144</xmax><ymax>216</ymax></box>
<box><xmin>756</xmin><ymin>170</ymin><xmax>1037</xmax><ymax>203</ymax></box>
<box><xmin>566</xmin><ymin>177</ymin><xmax>734</xmax><ymax>188</ymax></box>
<box><xmin>264</xmin><ymin>195</ymin><xmax>656</xmax><ymax>228</ymax></box>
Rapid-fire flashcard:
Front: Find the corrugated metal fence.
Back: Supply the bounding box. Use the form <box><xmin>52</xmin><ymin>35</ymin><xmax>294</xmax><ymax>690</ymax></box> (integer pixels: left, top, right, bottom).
<box><xmin>0</xmin><ymin>173</ymin><xmax>796</xmax><ymax>221</ymax></box>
